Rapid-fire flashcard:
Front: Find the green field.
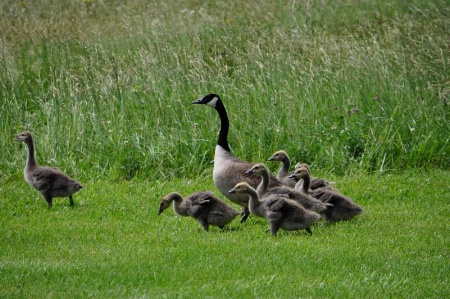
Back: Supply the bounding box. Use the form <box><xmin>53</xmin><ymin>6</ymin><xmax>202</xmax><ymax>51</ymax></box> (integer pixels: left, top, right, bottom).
<box><xmin>1</xmin><ymin>0</ymin><xmax>449</xmax><ymax>298</ymax></box>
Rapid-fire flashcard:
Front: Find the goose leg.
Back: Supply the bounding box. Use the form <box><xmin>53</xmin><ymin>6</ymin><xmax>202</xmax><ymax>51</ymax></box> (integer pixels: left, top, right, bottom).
<box><xmin>240</xmin><ymin>206</ymin><xmax>250</xmax><ymax>223</ymax></box>
<box><xmin>69</xmin><ymin>195</ymin><xmax>74</xmax><ymax>207</ymax></box>
<box><xmin>269</xmin><ymin>221</ymin><xmax>282</xmax><ymax>236</ymax></box>
<box><xmin>41</xmin><ymin>191</ymin><xmax>53</xmax><ymax>208</ymax></box>
<box><xmin>197</xmin><ymin>218</ymin><xmax>209</xmax><ymax>231</ymax></box>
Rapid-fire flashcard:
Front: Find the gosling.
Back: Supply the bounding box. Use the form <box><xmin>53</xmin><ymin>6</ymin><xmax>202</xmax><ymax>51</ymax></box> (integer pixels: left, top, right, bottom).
<box><xmin>229</xmin><ymin>182</ymin><xmax>321</xmax><ymax>236</ymax></box>
<box><xmin>289</xmin><ymin>167</ymin><xmax>363</xmax><ymax>221</ymax></box>
<box><xmin>14</xmin><ymin>131</ymin><xmax>83</xmax><ymax>208</ymax></box>
<box><xmin>267</xmin><ymin>150</ymin><xmax>297</xmax><ymax>188</ymax></box>
<box><xmin>246</xmin><ymin>163</ymin><xmax>331</xmax><ymax>214</ymax></box>
<box><xmin>158</xmin><ymin>191</ymin><xmax>240</xmax><ymax>231</ymax></box>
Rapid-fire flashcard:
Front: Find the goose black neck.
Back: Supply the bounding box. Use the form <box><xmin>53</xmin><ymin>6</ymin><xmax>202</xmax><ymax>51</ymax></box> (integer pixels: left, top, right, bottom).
<box><xmin>214</xmin><ymin>99</ymin><xmax>231</xmax><ymax>152</ymax></box>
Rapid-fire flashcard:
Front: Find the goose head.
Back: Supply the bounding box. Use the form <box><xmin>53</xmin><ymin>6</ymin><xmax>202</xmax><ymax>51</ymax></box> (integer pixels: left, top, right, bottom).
<box><xmin>158</xmin><ymin>193</ymin><xmax>178</xmax><ymax>215</ymax></box>
<box><xmin>268</xmin><ymin>150</ymin><xmax>289</xmax><ymax>162</ymax></box>
<box><xmin>228</xmin><ymin>182</ymin><xmax>253</xmax><ymax>194</ymax></box>
<box><xmin>294</xmin><ymin>162</ymin><xmax>311</xmax><ymax>173</ymax></box>
<box><xmin>192</xmin><ymin>93</ymin><xmax>221</xmax><ymax>108</ymax></box>
<box><xmin>289</xmin><ymin>167</ymin><xmax>310</xmax><ymax>180</ymax></box>
<box><xmin>244</xmin><ymin>163</ymin><xmax>268</xmax><ymax>176</ymax></box>
<box><xmin>14</xmin><ymin>131</ymin><xmax>33</xmax><ymax>143</ymax></box>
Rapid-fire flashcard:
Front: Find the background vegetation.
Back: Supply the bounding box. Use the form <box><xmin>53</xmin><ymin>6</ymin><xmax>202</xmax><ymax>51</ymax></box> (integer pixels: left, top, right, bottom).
<box><xmin>1</xmin><ymin>0</ymin><xmax>448</xmax><ymax>181</ymax></box>
<box><xmin>0</xmin><ymin>0</ymin><xmax>449</xmax><ymax>298</ymax></box>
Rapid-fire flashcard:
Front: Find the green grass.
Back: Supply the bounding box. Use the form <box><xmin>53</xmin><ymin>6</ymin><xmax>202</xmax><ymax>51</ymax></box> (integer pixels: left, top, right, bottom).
<box><xmin>1</xmin><ymin>169</ymin><xmax>449</xmax><ymax>298</ymax></box>
<box><xmin>1</xmin><ymin>0</ymin><xmax>449</xmax><ymax>297</ymax></box>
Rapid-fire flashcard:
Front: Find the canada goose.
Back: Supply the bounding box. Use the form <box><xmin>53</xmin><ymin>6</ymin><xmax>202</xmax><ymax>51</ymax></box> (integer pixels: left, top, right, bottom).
<box><xmin>158</xmin><ymin>191</ymin><xmax>240</xmax><ymax>231</ymax></box>
<box><xmin>246</xmin><ymin>163</ymin><xmax>331</xmax><ymax>213</ymax></box>
<box><xmin>267</xmin><ymin>150</ymin><xmax>297</xmax><ymax>188</ymax></box>
<box><xmin>192</xmin><ymin>94</ymin><xmax>281</xmax><ymax>222</ymax></box>
<box><xmin>289</xmin><ymin>167</ymin><xmax>363</xmax><ymax>221</ymax></box>
<box><xmin>294</xmin><ymin>163</ymin><xmax>335</xmax><ymax>190</ymax></box>
<box><xmin>229</xmin><ymin>182</ymin><xmax>321</xmax><ymax>236</ymax></box>
<box><xmin>14</xmin><ymin>131</ymin><xmax>83</xmax><ymax>208</ymax></box>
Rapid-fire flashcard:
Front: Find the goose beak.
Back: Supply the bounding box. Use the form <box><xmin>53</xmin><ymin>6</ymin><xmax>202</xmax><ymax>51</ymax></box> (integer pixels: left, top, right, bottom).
<box><xmin>228</xmin><ymin>188</ymin><xmax>236</xmax><ymax>194</ymax></box>
<box><xmin>192</xmin><ymin>98</ymin><xmax>204</xmax><ymax>105</ymax></box>
<box><xmin>158</xmin><ymin>208</ymin><xmax>163</xmax><ymax>215</ymax></box>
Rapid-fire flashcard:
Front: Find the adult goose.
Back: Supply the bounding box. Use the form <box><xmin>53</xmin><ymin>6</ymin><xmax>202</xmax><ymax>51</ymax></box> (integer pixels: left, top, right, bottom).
<box><xmin>14</xmin><ymin>131</ymin><xmax>83</xmax><ymax>207</ymax></box>
<box><xmin>192</xmin><ymin>94</ymin><xmax>281</xmax><ymax>222</ymax></box>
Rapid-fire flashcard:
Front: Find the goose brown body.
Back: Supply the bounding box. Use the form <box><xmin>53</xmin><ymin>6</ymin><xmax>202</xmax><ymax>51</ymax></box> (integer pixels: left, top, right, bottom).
<box><xmin>14</xmin><ymin>131</ymin><xmax>83</xmax><ymax>207</ymax></box>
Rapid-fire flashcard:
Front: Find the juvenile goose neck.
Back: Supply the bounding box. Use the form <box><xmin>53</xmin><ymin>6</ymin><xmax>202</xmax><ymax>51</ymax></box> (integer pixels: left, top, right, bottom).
<box><xmin>214</xmin><ymin>99</ymin><xmax>231</xmax><ymax>152</ymax></box>
<box><xmin>245</xmin><ymin>187</ymin><xmax>261</xmax><ymax>205</ymax></box>
<box><xmin>256</xmin><ymin>168</ymin><xmax>270</xmax><ymax>195</ymax></box>
<box><xmin>298</xmin><ymin>173</ymin><xmax>311</xmax><ymax>193</ymax></box>
<box><xmin>280</xmin><ymin>156</ymin><xmax>291</xmax><ymax>176</ymax></box>
<box><xmin>25</xmin><ymin>137</ymin><xmax>37</xmax><ymax>170</ymax></box>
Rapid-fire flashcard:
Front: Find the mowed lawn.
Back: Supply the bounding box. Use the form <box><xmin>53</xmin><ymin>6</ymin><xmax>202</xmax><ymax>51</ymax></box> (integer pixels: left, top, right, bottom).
<box><xmin>1</xmin><ymin>169</ymin><xmax>449</xmax><ymax>298</ymax></box>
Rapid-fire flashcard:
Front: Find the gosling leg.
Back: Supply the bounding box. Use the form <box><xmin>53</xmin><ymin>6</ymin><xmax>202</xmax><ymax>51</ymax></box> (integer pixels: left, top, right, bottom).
<box><xmin>305</xmin><ymin>227</ymin><xmax>313</xmax><ymax>235</ymax></box>
<box><xmin>69</xmin><ymin>195</ymin><xmax>74</xmax><ymax>207</ymax></box>
<box><xmin>240</xmin><ymin>207</ymin><xmax>250</xmax><ymax>223</ymax></box>
<box><xmin>41</xmin><ymin>191</ymin><xmax>53</xmax><ymax>208</ymax></box>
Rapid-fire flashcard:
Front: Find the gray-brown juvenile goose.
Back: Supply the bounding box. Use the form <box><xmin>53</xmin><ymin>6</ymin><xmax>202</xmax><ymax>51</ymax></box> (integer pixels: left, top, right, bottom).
<box><xmin>192</xmin><ymin>94</ymin><xmax>281</xmax><ymax>223</ymax></box>
<box><xmin>246</xmin><ymin>163</ymin><xmax>331</xmax><ymax>213</ymax></box>
<box><xmin>14</xmin><ymin>131</ymin><xmax>83</xmax><ymax>207</ymax></box>
<box><xmin>289</xmin><ymin>167</ymin><xmax>363</xmax><ymax>221</ymax></box>
<box><xmin>158</xmin><ymin>191</ymin><xmax>240</xmax><ymax>231</ymax></box>
<box><xmin>268</xmin><ymin>150</ymin><xmax>297</xmax><ymax>188</ymax></box>
<box><xmin>294</xmin><ymin>163</ymin><xmax>335</xmax><ymax>190</ymax></box>
<box><xmin>229</xmin><ymin>182</ymin><xmax>321</xmax><ymax>236</ymax></box>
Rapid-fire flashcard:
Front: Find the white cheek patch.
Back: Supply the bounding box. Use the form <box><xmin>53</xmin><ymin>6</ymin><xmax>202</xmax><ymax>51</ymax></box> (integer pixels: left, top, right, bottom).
<box><xmin>206</xmin><ymin>96</ymin><xmax>219</xmax><ymax>107</ymax></box>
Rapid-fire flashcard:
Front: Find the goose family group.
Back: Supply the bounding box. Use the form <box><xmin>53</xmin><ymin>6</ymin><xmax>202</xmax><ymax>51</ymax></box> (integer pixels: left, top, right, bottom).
<box><xmin>14</xmin><ymin>93</ymin><xmax>363</xmax><ymax>236</ymax></box>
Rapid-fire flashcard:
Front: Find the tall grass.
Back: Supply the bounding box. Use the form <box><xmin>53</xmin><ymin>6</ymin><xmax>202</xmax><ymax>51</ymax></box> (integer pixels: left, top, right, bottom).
<box><xmin>0</xmin><ymin>0</ymin><xmax>449</xmax><ymax>181</ymax></box>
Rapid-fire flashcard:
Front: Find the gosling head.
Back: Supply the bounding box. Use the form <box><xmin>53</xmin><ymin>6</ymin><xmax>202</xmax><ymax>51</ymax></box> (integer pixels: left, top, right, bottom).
<box><xmin>158</xmin><ymin>193</ymin><xmax>178</xmax><ymax>215</ymax></box>
<box><xmin>192</xmin><ymin>93</ymin><xmax>221</xmax><ymax>109</ymax></box>
<box><xmin>245</xmin><ymin>163</ymin><xmax>268</xmax><ymax>176</ymax></box>
<box><xmin>289</xmin><ymin>167</ymin><xmax>310</xmax><ymax>180</ymax></box>
<box><xmin>268</xmin><ymin>150</ymin><xmax>289</xmax><ymax>162</ymax></box>
<box><xmin>294</xmin><ymin>162</ymin><xmax>311</xmax><ymax>173</ymax></box>
<box><xmin>228</xmin><ymin>182</ymin><xmax>252</xmax><ymax>194</ymax></box>
<box><xmin>14</xmin><ymin>131</ymin><xmax>33</xmax><ymax>143</ymax></box>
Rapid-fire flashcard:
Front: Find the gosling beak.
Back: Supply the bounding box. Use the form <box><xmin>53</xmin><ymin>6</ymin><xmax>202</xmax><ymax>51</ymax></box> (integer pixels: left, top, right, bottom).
<box><xmin>244</xmin><ymin>169</ymin><xmax>254</xmax><ymax>175</ymax></box>
<box><xmin>228</xmin><ymin>188</ymin><xmax>236</xmax><ymax>194</ymax></box>
<box><xmin>13</xmin><ymin>134</ymin><xmax>20</xmax><ymax>141</ymax></box>
<box><xmin>288</xmin><ymin>173</ymin><xmax>296</xmax><ymax>179</ymax></box>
